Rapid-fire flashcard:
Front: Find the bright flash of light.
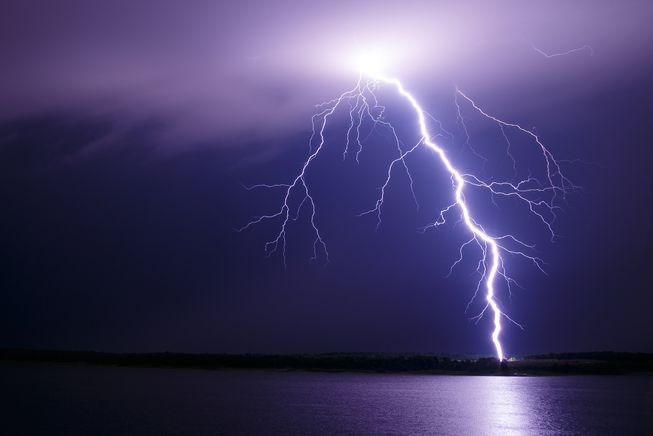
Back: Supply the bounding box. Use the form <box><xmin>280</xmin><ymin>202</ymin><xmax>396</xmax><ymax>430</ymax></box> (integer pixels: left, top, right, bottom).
<box><xmin>241</xmin><ymin>56</ymin><xmax>575</xmax><ymax>361</ymax></box>
<box><xmin>350</xmin><ymin>49</ymin><xmax>392</xmax><ymax>75</ymax></box>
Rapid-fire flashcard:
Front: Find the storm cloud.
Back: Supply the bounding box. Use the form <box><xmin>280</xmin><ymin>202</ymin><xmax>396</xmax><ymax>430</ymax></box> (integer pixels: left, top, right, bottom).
<box><xmin>2</xmin><ymin>0</ymin><xmax>651</xmax><ymax>146</ymax></box>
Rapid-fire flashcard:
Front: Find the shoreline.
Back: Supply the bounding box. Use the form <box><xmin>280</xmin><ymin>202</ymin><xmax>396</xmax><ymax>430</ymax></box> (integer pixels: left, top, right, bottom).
<box><xmin>2</xmin><ymin>349</ymin><xmax>652</xmax><ymax>376</ymax></box>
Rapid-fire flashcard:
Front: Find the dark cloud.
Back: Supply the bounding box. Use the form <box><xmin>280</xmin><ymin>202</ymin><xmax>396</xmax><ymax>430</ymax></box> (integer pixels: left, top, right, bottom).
<box><xmin>2</xmin><ymin>0</ymin><xmax>651</xmax><ymax>146</ymax></box>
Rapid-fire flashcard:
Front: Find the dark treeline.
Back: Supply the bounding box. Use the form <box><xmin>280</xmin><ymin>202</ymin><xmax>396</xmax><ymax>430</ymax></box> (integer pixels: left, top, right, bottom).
<box><xmin>1</xmin><ymin>349</ymin><xmax>652</xmax><ymax>375</ymax></box>
<box><xmin>527</xmin><ymin>351</ymin><xmax>653</xmax><ymax>362</ymax></box>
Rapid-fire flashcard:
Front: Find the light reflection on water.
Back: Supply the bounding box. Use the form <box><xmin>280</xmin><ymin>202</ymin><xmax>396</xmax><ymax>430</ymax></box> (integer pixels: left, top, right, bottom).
<box><xmin>2</xmin><ymin>363</ymin><xmax>652</xmax><ymax>435</ymax></box>
<box><xmin>483</xmin><ymin>377</ymin><xmax>528</xmax><ymax>434</ymax></box>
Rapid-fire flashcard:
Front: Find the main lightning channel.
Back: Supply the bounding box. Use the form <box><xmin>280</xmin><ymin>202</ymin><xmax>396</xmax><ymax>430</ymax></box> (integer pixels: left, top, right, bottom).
<box><xmin>368</xmin><ymin>72</ymin><xmax>505</xmax><ymax>360</ymax></box>
<box><xmin>242</xmin><ymin>67</ymin><xmax>572</xmax><ymax>360</ymax></box>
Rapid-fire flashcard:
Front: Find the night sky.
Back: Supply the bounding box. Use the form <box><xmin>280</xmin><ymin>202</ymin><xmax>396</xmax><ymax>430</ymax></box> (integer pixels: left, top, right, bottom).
<box><xmin>1</xmin><ymin>0</ymin><xmax>652</xmax><ymax>357</ymax></box>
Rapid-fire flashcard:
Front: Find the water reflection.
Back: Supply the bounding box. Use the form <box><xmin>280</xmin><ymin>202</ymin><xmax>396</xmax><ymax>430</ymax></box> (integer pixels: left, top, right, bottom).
<box><xmin>2</xmin><ymin>364</ymin><xmax>651</xmax><ymax>435</ymax></box>
<box><xmin>481</xmin><ymin>377</ymin><xmax>529</xmax><ymax>434</ymax></box>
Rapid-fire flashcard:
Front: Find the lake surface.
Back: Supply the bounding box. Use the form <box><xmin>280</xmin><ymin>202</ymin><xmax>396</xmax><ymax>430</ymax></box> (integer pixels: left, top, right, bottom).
<box><xmin>2</xmin><ymin>363</ymin><xmax>652</xmax><ymax>435</ymax></box>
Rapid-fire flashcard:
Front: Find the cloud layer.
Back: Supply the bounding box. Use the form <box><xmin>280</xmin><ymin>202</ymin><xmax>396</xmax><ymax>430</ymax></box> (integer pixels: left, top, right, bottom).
<box><xmin>2</xmin><ymin>0</ymin><xmax>651</xmax><ymax>145</ymax></box>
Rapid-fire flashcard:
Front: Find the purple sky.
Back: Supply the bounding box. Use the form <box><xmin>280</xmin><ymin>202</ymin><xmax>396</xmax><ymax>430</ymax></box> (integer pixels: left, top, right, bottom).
<box><xmin>1</xmin><ymin>0</ymin><xmax>652</xmax><ymax>355</ymax></box>
<box><xmin>2</xmin><ymin>0</ymin><xmax>651</xmax><ymax>146</ymax></box>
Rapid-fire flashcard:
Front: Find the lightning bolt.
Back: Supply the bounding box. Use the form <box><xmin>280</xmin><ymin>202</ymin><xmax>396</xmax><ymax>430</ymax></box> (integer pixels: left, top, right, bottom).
<box><xmin>532</xmin><ymin>44</ymin><xmax>594</xmax><ymax>58</ymax></box>
<box><xmin>241</xmin><ymin>67</ymin><xmax>573</xmax><ymax>360</ymax></box>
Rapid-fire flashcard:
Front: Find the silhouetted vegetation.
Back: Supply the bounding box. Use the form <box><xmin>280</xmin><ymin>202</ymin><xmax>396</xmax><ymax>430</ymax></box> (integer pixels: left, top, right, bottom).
<box><xmin>1</xmin><ymin>349</ymin><xmax>652</xmax><ymax>375</ymax></box>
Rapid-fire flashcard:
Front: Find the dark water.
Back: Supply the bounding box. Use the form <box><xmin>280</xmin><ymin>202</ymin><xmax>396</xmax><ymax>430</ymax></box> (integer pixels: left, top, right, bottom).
<box><xmin>2</xmin><ymin>363</ymin><xmax>652</xmax><ymax>435</ymax></box>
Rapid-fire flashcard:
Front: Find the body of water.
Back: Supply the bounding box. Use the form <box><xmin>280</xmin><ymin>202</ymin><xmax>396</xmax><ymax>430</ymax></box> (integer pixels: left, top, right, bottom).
<box><xmin>2</xmin><ymin>363</ymin><xmax>652</xmax><ymax>434</ymax></box>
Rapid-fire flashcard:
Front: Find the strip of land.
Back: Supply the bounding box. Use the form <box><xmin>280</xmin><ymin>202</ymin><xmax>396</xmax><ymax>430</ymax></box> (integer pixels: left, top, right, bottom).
<box><xmin>1</xmin><ymin>349</ymin><xmax>651</xmax><ymax>375</ymax></box>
